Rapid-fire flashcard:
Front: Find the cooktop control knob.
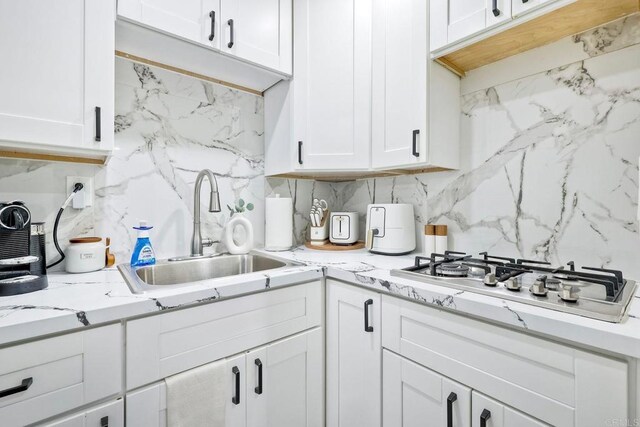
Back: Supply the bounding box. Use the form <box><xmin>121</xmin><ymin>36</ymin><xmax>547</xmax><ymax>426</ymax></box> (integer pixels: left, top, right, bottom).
<box><xmin>504</xmin><ymin>278</ymin><xmax>521</xmax><ymax>291</ymax></box>
<box><xmin>483</xmin><ymin>273</ymin><xmax>497</xmax><ymax>287</ymax></box>
<box><xmin>559</xmin><ymin>284</ymin><xmax>579</xmax><ymax>302</ymax></box>
<box><xmin>530</xmin><ymin>276</ymin><xmax>548</xmax><ymax>297</ymax></box>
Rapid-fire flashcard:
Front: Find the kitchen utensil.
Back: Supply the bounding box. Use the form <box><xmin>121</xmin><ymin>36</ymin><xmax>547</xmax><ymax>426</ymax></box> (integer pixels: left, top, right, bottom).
<box><xmin>265</xmin><ymin>194</ymin><xmax>293</xmax><ymax>251</ymax></box>
<box><xmin>105</xmin><ymin>237</ymin><xmax>116</xmax><ymax>267</ymax></box>
<box><xmin>330</xmin><ymin>212</ymin><xmax>359</xmax><ymax>245</ymax></box>
<box><xmin>65</xmin><ymin>237</ymin><xmax>108</xmax><ymax>273</ymax></box>
<box><xmin>365</xmin><ymin>204</ymin><xmax>415</xmax><ymax>255</ymax></box>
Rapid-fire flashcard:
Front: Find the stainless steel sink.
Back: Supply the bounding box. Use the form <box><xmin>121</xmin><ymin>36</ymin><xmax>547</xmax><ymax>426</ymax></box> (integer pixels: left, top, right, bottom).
<box><xmin>118</xmin><ymin>253</ymin><xmax>300</xmax><ymax>294</ymax></box>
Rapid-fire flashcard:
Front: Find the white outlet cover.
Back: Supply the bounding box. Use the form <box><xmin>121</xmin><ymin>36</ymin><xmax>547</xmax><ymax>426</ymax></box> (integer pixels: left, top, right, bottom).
<box><xmin>66</xmin><ymin>176</ymin><xmax>93</xmax><ymax>208</ymax></box>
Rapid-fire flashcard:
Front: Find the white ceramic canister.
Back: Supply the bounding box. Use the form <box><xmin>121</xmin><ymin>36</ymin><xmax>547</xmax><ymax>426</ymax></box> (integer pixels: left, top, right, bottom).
<box><xmin>65</xmin><ymin>237</ymin><xmax>107</xmax><ymax>273</ymax></box>
<box><xmin>424</xmin><ymin>224</ymin><xmax>436</xmax><ymax>255</ymax></box>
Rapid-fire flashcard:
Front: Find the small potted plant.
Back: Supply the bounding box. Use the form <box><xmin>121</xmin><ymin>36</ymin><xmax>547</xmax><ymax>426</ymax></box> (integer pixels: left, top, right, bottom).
<box><xmin>227</xmin><ymin>198</ymin><xmax>254</xmax><ymax>216</ymax></box>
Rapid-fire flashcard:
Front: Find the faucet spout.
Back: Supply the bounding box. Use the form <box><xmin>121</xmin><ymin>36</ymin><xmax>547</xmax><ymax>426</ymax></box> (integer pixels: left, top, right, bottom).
<box><xmin>191</xmin><ymin>169</ymin><xmax>221</xmax><ymax>257</ymax></box>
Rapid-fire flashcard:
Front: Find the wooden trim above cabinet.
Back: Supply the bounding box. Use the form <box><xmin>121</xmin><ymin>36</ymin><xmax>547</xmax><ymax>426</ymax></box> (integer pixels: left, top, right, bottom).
<box><xmin>0</xmin><ymin>149</ymin><xmax>107</xmax><ymax>165</ymax></box>
<box><xmin>435</xmin><ymin>0</ymin><xmax>640</xmax><ymax>74</ymax></box>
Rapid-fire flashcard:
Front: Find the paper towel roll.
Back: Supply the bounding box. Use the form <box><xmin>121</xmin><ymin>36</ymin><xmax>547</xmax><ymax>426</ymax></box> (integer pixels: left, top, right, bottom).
<box><xmin>265</xmin><ymin>194</ymin><xmax>293</xmax><ymax>251</ymax></box>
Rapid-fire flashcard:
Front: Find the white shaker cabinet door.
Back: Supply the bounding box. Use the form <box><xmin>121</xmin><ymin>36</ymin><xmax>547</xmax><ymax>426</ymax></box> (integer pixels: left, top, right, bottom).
<box><xmin>446</xmin><ymin>0</ymin><xmax>487</xmax><ymax>43</ymax></box>
<box><xmin>471</xmin><ymin>391</ymin><xmax>549</xmax><ymax>427</ymax></box>
<box><xmin>0</xmin><ymin>0</ymin><xmax>114</xmax><ymax>155</ymax></box>
<box><xmin>372</xmin><ymin>0</ymin><xmax>427</xmax><ymax>168</ymax></box>
<box><xmin>221</xmin><ymin>0</ymin><xmax>292</xmax><ymax>73</ymax></box>
<box><xmin>382</xmin><ymin>350</ymin><xmax>472</xmax><ymax>427</ymax></box>
<box><xmin>246</xmin><ymin>329</ymin><xmax>323</xmax><ymax>427</ymax></box>
<box><xmin>292</xmin><ymin>0</ymin><xmax>371</xmax><ymax>171</ymax></box>
<box><xmin>118</xmin><ymin>0</ymin><xmax>220</xmax><ymax>48</ymax></box>
<box><xmin>326</xmin><ymin>280</ymin><xmax>381</xmax><ymax>427</ymax></box>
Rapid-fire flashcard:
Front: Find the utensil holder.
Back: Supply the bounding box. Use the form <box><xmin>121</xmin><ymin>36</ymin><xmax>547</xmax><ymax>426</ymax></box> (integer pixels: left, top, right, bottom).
<box><xmin>309</xmin><ymin>212</ymin><xmax>330</xmax><ymax>246</ymax></box>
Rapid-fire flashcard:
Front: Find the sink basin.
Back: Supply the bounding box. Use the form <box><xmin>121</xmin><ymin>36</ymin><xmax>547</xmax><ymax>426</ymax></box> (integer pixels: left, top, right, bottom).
<box><xmin>118</xmin><ymin>253</ymin><xmax>300</xmax><ymax>294</ymax></box>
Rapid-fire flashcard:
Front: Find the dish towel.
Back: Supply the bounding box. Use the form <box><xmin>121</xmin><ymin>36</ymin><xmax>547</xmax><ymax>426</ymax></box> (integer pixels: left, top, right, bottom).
<box><xmin>165</xmin><ymin>360</ymin><xmax>226</xmax><ymax>427</ymax></box>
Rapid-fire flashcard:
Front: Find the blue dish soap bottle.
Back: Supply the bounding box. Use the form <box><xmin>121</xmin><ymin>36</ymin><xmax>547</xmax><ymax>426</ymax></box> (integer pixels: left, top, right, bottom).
<box><xmin>131</xmin><ymin>220</ymin><xmax>156</xmax><ymax>267</ymax></box>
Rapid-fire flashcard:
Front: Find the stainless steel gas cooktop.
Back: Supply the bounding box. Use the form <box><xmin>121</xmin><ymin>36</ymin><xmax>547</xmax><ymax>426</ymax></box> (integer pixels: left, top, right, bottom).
<box><xmin>391</xmin><ymin>251</ymin><xmax>636</xmax><ymax>323</ymax></box>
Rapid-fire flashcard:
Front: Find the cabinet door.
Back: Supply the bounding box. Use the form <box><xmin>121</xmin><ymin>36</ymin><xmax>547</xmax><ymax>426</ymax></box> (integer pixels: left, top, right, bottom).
<box><xmin>226</xmin><ymin>354</ymin><xmax>247</xmax><ymax>427</ymax></box>
<box><xmin>0</xmin><ymin>0</ymin><xmax>113</xmax><ymax>154</ymax></box>
<box><xmin>485</xmin><ymin>0</ymin><xmax>512</xmax><ymax>29</ymax></box>
<box><xmin>41</xmin><ymin>400</ymin><xmax>124</xmax><ymax>427</ymax></box>
<box><xmin>472</xmin><ymin>392</ymin><xmax>548</xmax><ymax>427</ymax></box>
<box><xmin>326</xmin><ymin>280</ymin><xmax>381</xmax><ymax>427</ymax></box>
<box><xmin>511</xmin><ymin>0</ymin><xmax>553</xmax><ymax>17</ymax></box>
<box><xmin>221</xmin><ymin>0</ymin><xmax>292</xmax><ymax>73</ymax></box>
<box><xmin>383</xmin><ymin>350</ymin><xmax>471</xmax><ymax>427</ymax></box>
<box><xmin>246</xmin><ymin>329</ymin><xmax>323</xmax><ymax>427</ymax></box>
<box><xmin>293</xmin><ymin>0</ymin><xmax>371</xmax><ymax>170</ymax></box>
<box><xmin>372</xmin><ymin>0</ymin><xmax>427</xmax><ymax>169</ymax></box>
<box><xmin>118</xmin><ymin>0</ymin><xmax>219</xmax><ymax>48</ymax></box>
<box><xmin>446</xmin><ymin>0</ymin><xmax>487</xmax><ymax>43</ymax></box>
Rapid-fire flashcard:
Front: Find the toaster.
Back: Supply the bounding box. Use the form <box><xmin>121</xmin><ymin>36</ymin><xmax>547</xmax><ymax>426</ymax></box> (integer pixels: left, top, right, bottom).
<box><xmin>330</xmin><ymin>212</ymin><xmax>359</xmax><ymax>245</ymax></box>
<box><xmin>365</xmin><ymin>204</ymin><xmax>415</xmax><ymax>255</ymax></box>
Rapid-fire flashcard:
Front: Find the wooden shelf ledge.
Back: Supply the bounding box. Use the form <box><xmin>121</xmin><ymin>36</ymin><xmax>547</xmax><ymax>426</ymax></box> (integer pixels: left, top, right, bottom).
<box><xmin>435</xmin><ymin>0</ymin><xmax>640</xmax><ymax>76</ymax></box>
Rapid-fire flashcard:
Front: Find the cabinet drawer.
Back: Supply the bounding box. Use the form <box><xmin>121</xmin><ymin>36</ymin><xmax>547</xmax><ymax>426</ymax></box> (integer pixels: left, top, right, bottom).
<box><xmin>126</xmin><ymin>281</ymin><xmax>322</xmax><ymax>389</ymax></box>
<box><xmin>0</xmin><ymin>324</ymin><xmax>122</xmax><ymax>427</ymax></box>
<box><xmin>382</xmin><ymin>296</ymin><xmax>628</xmax><ymax>426</ymax></box>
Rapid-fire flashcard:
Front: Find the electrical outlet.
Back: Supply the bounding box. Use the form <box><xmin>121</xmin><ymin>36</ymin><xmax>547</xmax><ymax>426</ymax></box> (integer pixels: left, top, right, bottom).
<box><xmin>66</xmin><ymin>176</ymin><xmax>94</xmax><ymax>208</ymax></box>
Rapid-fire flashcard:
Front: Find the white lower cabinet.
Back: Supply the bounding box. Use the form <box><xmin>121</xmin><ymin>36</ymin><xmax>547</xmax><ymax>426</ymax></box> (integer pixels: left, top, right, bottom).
<box><xmin>383</xmin><ymin>350</ymin><xmax>471</xmax><ymax>427</ymax></box>
<box><xmin>471</xmin><ymin>391</ymin><xmax>547</xmax><ymax>427</ymax></box>
<box><xmin>382</xmin><ymin>294</ymin><xmax>628</xmax><ymax>426</ymax></box>
<box><xmin>326</xmin><ymin>280</ymin><xmax>382</xmax><ymax>427</ymax></box>
<box><xmin>0</xmin><ymin>324</ymin><xmax>122</xmax><ymax>427</ymax></box>
<box><xmin>126</xmin><ymin>328</ymin><xmax>323</xmax><ymax>427</ymax></box>
<box><xmin>40</xmin><ymin>399</ymin><xmax>124</xmax><ymax>427</ymax></box>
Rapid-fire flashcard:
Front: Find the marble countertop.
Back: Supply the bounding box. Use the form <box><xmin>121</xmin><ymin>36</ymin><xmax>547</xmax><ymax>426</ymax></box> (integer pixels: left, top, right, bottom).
<box><xmin>1</xmin><ymin>246</ymin><xmax>640</xmax><ymax>359</ymax></box>
<box><xmin>257</xmin><ymin>247</ymin><xmax>640</xmax><ymax>359</ymax></box>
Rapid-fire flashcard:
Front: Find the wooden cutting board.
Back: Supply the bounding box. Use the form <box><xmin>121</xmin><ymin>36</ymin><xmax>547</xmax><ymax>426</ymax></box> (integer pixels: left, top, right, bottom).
<box><xmin>304</xmin><ymin>241</ymin><xmax>365</xmax><ymax>251</ymax></box>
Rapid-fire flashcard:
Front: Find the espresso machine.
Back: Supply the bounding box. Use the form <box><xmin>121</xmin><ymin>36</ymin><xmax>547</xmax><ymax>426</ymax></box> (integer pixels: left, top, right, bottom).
<box><xmin>0</xmin><ymin>201</ymin><xmax>48</xmax><ymax>296</ymax></box>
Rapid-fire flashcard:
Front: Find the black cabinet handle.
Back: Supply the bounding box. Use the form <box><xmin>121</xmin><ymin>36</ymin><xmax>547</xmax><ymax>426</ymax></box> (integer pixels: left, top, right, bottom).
<box><xmin>480</xmin><ymin>409</ymin><xmax>491</xmax><ymax>427</ymax></box>
<box><xmin>298</xmin><ymin>141</ymin><xmax>303</xmax><ymax>165</ymax></box>
<box><xmin>227</xmin><ymin>19</ymin><xmax>234</xmax><ymax>48</ymax></box>
<box><xmin>208</xmin><ymin>11</ymin><xmax>215</xmax><ymax>41</ymax></box>
<box><xmin>447</xmin><ymin>392</ymin><xmax>457</xmax><ymax>427</ymax></box>
<box><xmin>254</xmin><ymin>358</ymin><xmax>263</xmax><ymax>395</ymax></box>
<box><xmin>0</xmin><ymin>377</ymin><xmax>33</xmax><ymax>399</ymax></box>
<box><xmin>95</xmin><ymin>106</ymin><xmax>101</xmax><ymax>142</ymax></box>
<box><xmin>492</xmin><ymin>0</ymin><xmax>500</xmax><ymax>16</ymax></box>
<box><xmin>523</xmin><ymin>0</ymin><xmax>529</xmax><ymax>3</ymax></box>
<box><xmin>100</xmin><ymin>416</ymin><xmax>109</xmax><ymax>427</ymax></box>
<box><xmin>364</xmin><ymin>299</ymin><xmax>374</xmax><ymax>332</ymax></box>
<box><xmin>232</xmin><ymin>366</ymin><xmax>240</xmax><ymax>405</ymax></box>
<box><xmin>412</xmin><ymin>130</ymin><xmax>419</xmax><ymax>157</ymax></box>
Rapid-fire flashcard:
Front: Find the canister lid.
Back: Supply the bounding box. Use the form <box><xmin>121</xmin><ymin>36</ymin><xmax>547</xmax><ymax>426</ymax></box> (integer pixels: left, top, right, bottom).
<box><xmin>69</xmin><ymin>237</ymin><xmax>102</xmax><ymax>244</ymax></box>
<box><xmin>424</xmin><ymin>224</ymin><xmax>436</xmax><ymax>235</ymax></box>
<box><xmin>435</xmin><ymin>225</ymin><xmax>448</xmax><ymax>236</ymax></box>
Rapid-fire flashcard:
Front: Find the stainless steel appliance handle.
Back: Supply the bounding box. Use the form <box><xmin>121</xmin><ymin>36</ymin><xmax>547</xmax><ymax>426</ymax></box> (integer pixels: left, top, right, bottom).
<box><xmin>365</xmin><ymin>228</ymin><xmax>379</xmax><ymax>250</ymax></box>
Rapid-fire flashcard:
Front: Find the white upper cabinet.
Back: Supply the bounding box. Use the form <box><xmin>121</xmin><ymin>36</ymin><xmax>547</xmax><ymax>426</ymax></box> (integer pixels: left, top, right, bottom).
<box><xmin>371</xmin><ymin>0</ymin><xmax>459</xmax><ymax>170</ymax></box>
<box><xmin>221</xmin><ymin>0</ymin><xmax>292</xmax><ymax>74</ymax></box>
<box><xmin>511</xmin><ymin>0</ymin><xmax>553</xmax><ymax>17</ymax></box>
<box><xmin>292</xmin><ymin>0</ymin><xmax>371</xmax><ymax>171</ymax></box>
<box><xmin>431</xmin><ymin>0</ymin><xmax>512</xmax><ymax>49</ymax></box>
<box><xmin>117</xmin><ymin>0</ymin><xmax>292</xmax><ymax>91</ymax></box>
<box><xmin>0</xmin><ymin>0</ymin><xmax>114</xmax><ymax>159</ymax></box>
<box><xmin>118</xmin><ymin>0</ymin><xmax>220</xmax><ymax>48</ymax></box>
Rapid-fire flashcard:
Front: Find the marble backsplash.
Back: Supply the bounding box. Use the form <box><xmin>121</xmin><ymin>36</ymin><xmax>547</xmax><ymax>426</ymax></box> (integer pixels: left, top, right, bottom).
<box><xmin>0</xmin><ymin>58</ymin><xmax>265</xmax><ymax>267</ymax></box>
<box><xmin>268</xmin><ymin>14</ymin><xmax>640</xmax><ymax>278</ymax></box>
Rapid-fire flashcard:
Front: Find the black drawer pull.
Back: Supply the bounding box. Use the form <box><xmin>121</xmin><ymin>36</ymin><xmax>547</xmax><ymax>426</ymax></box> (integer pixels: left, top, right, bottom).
<box><xmin>254</xmin><ymin>358</ymin><xmax>263</xmax><ymax>395</ymax></box>
<box><xmin>0</xmin><ymin>377</ymin><xmax>33</xmax><ymax>399</ymax></box>
<box><xmin>412</xmin><ymin>129</ymin><xmax>420</xmax><ymax>157</ymax></box>
<box><xmin>95</xmin><ymin>106</ymin><xmax>101</xmax><ymax>142</ymax></box>
<box><xmin>364</xmin><ymin>299</ymin><xmax>374</xmax><ymax>332</ymax></box>
<box><xmin>492</xmin><ymin>0</ymin><xmax>500</xmax><ymax>16</ymax></box>
<box><xmin>480</xmin><ymin>409</ymin><xmax>491</xmax><ymax>427</ymax></box>
<box><xmin>232</xmin><ymin>366</ymin><xmax>240</xmax><ymax>404</ymax></box>
<box><xmin>227</xmin><ymin>19</ymin><xmax>234</xmax><ymax>48</ymax></box>
<box><xmin>447</xmin><ymin>392</ymin><xmax>457</xmax><ymax>427</ymax></box>
<box><xmin>298</xmin><ymin>141</ymin><xmax>303</xmax><ymax>165</ymax></box>
<box><xmin>208</xmin><ymin>11</ymin><xmax>216</xmax><ymax>41</ymax></box>
<box><xmin>100</xmin><ymin>416</ymin><xmax>109</xmax><ymax>427</ymax></box>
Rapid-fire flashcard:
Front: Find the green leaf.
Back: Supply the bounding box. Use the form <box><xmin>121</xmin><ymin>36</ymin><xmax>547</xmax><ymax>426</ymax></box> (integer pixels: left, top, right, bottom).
<box><xmin>227</xmin><ymin>204</ymin><xmax>235</xmax><ymax>212</ymax></box>
<box><xmin>246</xmin><ymin>203</ymin><xmax>254</xmax><ymax>211</ymax></box>
<box><xmin>238</xmin><ymin>198</ymin><xmax>245</xmax><ymax>207</ymax></box>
